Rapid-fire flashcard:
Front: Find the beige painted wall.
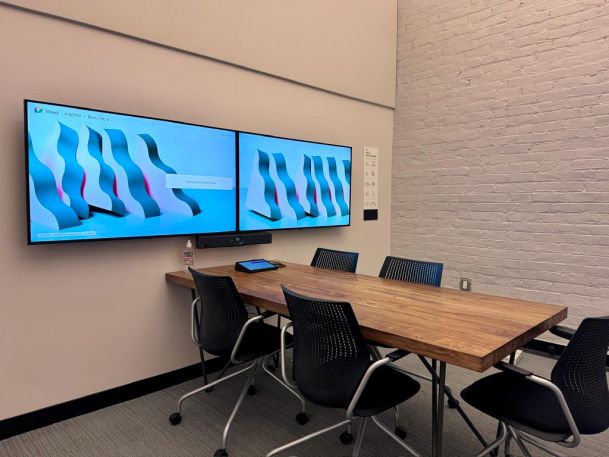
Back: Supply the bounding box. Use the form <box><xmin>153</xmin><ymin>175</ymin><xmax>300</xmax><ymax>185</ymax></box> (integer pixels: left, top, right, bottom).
<box><xmin>3</xmin><ymin>0</ymin><xmax>397</xmax><ymax>108</ymax></box>
<box><xmin>0</xmin><ymin>5</ymin><xmax>394</xmax><ymax>419</ymax></box>
<box><xmin>392</xmin><ymin>0</ymin><xmax>609</xmax><ymax>330</ymax></box>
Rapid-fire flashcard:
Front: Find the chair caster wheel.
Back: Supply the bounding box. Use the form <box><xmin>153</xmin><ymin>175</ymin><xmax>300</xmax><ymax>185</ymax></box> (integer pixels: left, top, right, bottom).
<box><xmin>168</xmin><ymin>412</ymin><xmax>182</xmax><ymax>425</ymax></box>
<box><xmin>213</xmin><ymin>449</ymin><xmax>228</xmax><ymax>457</ymax></box>
<box><xmin>339</xmin><ymin>431</ymin><xmax>353</xmax><ymax>445</ymax></box>
<box><xmin>447</xmin><ymin>397</ymin><xmax>459</xmax><ymax>409</ymax></box>
<box><xmin>395</xmin><ymin>426</ymin><xmax>407</xmax><ymax>439</ymax></box>
<box><xmin>295</xmin><ymin>412</ymin><xmax>309</xmax><ymax>425</ymax></box>
<box><xmin>247</xmin><ymin>385</ymin><xmax>257</xmax><ymax>396</ymax></box>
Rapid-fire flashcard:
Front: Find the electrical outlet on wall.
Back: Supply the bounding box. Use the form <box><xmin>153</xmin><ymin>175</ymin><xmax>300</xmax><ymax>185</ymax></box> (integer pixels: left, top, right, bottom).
<box><xmin>459</xmin><ymin>278</ymin><xmax>472</xmax><ymax>291</ymax></box>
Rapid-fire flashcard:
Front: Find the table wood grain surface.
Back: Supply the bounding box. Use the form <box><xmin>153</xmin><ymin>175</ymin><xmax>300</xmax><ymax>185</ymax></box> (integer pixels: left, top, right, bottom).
<box><xmin>166</xmin><ymin>262</ymin><xmax>567</xmax><ymax>372</ymax></box>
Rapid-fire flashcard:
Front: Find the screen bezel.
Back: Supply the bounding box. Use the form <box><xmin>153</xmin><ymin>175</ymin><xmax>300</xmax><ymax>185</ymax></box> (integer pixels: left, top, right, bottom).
<box><xmin>24</xmin><ymin>99</ymin><xmax>239</xmax><ymax>245</ymax></box>
<box><xmin>236</xmin><ymin>130</ymin><xmax>353</xmax><ymax>234</ymax></box>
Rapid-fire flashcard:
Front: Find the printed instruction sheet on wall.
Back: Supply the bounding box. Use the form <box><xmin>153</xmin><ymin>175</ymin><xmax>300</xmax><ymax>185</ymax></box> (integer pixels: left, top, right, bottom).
<box><xmin>363</xmin><ymin>146</ymin><xmax>379</xmax><ymax>220</ymax></box>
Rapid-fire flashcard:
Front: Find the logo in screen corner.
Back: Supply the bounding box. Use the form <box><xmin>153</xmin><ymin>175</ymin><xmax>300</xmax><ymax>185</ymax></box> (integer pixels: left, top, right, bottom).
<box><xmin>34</xmin><ymin>106</ymin><xmax>43</xmax><ymax>113</ymax></box>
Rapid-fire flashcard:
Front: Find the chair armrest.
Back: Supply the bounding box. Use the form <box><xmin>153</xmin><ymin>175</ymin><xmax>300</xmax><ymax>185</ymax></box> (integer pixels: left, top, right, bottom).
<box><xmin>346</xmin><ymin>356</ymin><xmax>393</xmax><ymax>418</ymax></box>
<box><xmin>550</xmin><ymin>325</ymin><xmax>576</xmax><ymax>341</ymax></box>
<box><xmin>528</xmin><ymin>375</ymin><xmax>581</xmax><ymax>448</ymax></box>
<box><xmin>495</xmin><ymin>361</ymin><xmax>581</xmax><ymax>448</ymax></box>
<box><xmin>259</xmin><ymin>310</ymin><xmax>276</xmax><ymax>320</ymax></box>
<box><xmin>522</xmin><ymin>338</ymin><xmax>564</xmax><ymax>357</ymax></box>
<box><xmin>190</xmin><ymin>297</ymin><xmax>202</xmax><ymax>346</ymax></box>
<box><xmin>230</xmin><ymin>314</ymin><xmax>265</xmax><ymax>364</ymax></box>
<box><xmin>248</xmin><ymin>306</ymin><xmax>276</xmax><ymax>318</ymax></box>
<box><xmin>386</xmin><ymin>349</ymin><xmax>410</xmax><ymax>362</ymax></box>
<box><xmin>280</xmin><ymin>322</ymin><xmax>297</xmax><ymax>388</ymax></box>
<box><xmin>494</xmin><ymin>361</ymin><xmax>533</xmax><ymax>378</ymax></box>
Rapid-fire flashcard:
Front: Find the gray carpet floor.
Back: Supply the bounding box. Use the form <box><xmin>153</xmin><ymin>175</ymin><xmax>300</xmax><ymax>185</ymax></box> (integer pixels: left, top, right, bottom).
<box><xmin>1</xmin><ymin>352</ymin><xmax>608</xmax><ymax>457</ymax></box>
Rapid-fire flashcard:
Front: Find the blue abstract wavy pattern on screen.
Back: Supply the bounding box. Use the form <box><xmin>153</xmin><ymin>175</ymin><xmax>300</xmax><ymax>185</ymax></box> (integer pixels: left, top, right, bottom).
<box><xmin>86</xmin><ymin>127</ymin><xmax>126</xmax><ymax>216</ymax></box>
<box><xmin>302</xmin><ymin>155</ymin><xmax>319</xmax><ymax>217</ymax></box>
<box><xmin>105</xmin><ymin>128</ymin><xmax>161</xmax><ymax>218</ymax></box>
<box><xmin>239</xmin><ymin>132</ymin><xmax>351</xmax><ymax>231</ymax></box>
<box><xmin>139</xmin><ymin>133</ymin><xmax>201</xmax><ymax>216</ymax></box>
<box><xmin>27</xmin><ymin>101</ymin><xmax>236</xmax><ymax>243</ymax></box>
<box><xmin>272</xmin><ymin>152</ymin><xmax>306</xmax><ymax>219</ymax></box>
<box><xmin>256</xmin><ymin>150</ymin><xmax>282</xmax><ymax>220</ymax></box>
<box><xmin>28</xmin><ymin>133</ymin><xmax>80</xmax><ymax>230</ymax></box>
<box><xmin>326</xmin><ymin>157</ymin><xmax>349</xmax><ymax>216</ymax></box>
<box><xmin>57</xmin><ymin>122</ymin><xmax>89</xmax><ymax>218</ymax></box>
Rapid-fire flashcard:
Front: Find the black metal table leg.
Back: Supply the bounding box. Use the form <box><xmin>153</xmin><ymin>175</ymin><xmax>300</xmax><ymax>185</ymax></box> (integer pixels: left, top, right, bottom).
<box><xmin>491</xmin><ymin>352</ymin><xmax>516</xmax><ymax>456</ymax></box>
<box><xmin>436</xmin><ymin>362</ymin><xmax>446</xmax><ymax>457</ymax></box>
<box><xmin>419</xmin><ymin>355</ymin><xmax>488</xmax><ymax>449</ymax></box>
<box><xmin>431</xmin><ymin>359</ymin><xmax>438</xmax><ymax>457</ymax></box>
<box><xmin>431</xmin><ymin>360</ymin><xmax>447</xmax><ymax>457</ymax></box>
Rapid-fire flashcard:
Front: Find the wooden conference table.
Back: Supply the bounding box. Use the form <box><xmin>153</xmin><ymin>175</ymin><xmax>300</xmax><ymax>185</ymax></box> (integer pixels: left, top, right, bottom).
<box><xmin>166</xmin><ymin>262</ymin><xmax>567</xmax><ymax>457</ymax></box>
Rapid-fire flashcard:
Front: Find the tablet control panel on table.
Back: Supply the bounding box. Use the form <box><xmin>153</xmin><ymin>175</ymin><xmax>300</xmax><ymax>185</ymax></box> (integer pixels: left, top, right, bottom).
<box><xmin>235</xmin><ymin>259</ymin><xmax>278</xmax><ymax>273</ymax></box>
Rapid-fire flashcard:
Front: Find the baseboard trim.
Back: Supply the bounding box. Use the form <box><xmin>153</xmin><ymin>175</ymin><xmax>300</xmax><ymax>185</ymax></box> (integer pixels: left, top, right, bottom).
<box><xmin>0</xmin><ymin>357</ymin><xmax>227</xmax><ymax>441</ymax></box>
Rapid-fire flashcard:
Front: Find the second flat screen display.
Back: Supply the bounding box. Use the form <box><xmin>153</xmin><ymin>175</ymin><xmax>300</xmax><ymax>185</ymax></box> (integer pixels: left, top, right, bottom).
<box><xmin>239</xmin><ymin>132</ymin><xmax>351</xmax><ymax>232</ymax></box>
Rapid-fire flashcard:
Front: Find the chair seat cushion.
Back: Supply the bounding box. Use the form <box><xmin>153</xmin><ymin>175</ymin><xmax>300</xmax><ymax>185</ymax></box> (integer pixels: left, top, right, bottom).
<box><xmin>353</xmin><ymin>365</ymin><xmax>420</xmax><ymax>417</ymax></box>
<box><xmin>235</xmin><ymin>322</ymin><xmax>292</xmax><ymax>362</ymax></box>
<box><xmin>461</xmin><ymin>372</ymin><xmax>572</xmax><ymax>442</ymax></box>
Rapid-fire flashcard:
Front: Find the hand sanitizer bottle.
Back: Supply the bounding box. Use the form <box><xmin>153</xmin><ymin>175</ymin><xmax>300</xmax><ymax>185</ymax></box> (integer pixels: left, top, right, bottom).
<box><xmin>183</xmin><ymin>239</ymin><xmax>194</xmax><ymax>272</ymax></box>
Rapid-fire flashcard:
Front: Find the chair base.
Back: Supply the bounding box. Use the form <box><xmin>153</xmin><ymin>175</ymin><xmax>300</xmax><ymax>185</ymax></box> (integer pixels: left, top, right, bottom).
<box><xmin>266</xmin><ymin>415</ymin><xmax>421</xmax><ymax>457</ymax></box>
<box><xmin>170</xmin><ymin>354</ymin><xmax>306</xmax><ymax>456</ymax></box>
<box><xmin>476</xmin><ymin>423</ymin><xmax>568</xmax><ymax>457</ymax></box>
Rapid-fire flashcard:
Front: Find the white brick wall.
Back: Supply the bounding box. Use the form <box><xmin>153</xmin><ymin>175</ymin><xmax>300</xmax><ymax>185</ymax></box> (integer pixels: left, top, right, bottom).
<box><xmin>392</xmin><ymin>0</ymin><xmax>609</xmax><ymax>328</ymax></box>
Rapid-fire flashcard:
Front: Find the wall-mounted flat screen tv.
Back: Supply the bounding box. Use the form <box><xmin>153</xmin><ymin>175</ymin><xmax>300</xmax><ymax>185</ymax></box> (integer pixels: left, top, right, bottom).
<box><xmin>25</xmin><ymin>100</ymin><xmax>237</xmax><ymax>244</ymax></box>
<box><xmin>238</xmin><ymin>132</ymin><xmax>351</xmax><ymax>232</ymax></box>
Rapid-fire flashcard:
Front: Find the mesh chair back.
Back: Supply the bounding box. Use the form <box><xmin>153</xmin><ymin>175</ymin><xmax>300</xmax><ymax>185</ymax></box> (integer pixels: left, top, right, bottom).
<box><xmin>189</xmin><ymin>268</ymin><xmax>248</xmax><ymax>357</ymax></box>
<box><xmin>551</xmin><ymin>316</ymin><xmax>609</xmax><ymax>434</ymax></box>
<box><xmin>310</xmin><ymin>248</ymin><xmax>359</xmax><ymax>273</ymax></box>
<box><xmin>282</xmin><ymin>286</ymin><xmax>370</xmax><ymax>409</ymax></box>
<box><xmin>379</xmin><ymin>256</ymin><xmax>443</xmax><ymax>287</ymax></box>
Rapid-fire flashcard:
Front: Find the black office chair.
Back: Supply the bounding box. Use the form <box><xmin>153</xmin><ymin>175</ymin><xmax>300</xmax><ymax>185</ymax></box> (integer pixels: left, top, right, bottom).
<box><xmin>379</xmin><ymin>256</ymin><xmax>443</xmax><ymax>286</ymax></box>
<box><xmin>168</xmin><ymin>268</ymin><xmax>307</xmax><ymax>457</ymax></box>
<box><xmin>311</xmin><ymin>247</ymin><xmax>359</xmax><ymax>273</ymax></box>
<box><xmin>461</xmin><ymin>316</ymin><xmax>609</xmax><ymax>457</ymax></box>
<box><xmin>266</xmin><ymin>286</ymin><xmax>422</xmax><ymax>457</ymax></box>
<box><xmin>273</xmin><ymin>246</ymin><xmax>360</xmax><ymax>366</ymax></box>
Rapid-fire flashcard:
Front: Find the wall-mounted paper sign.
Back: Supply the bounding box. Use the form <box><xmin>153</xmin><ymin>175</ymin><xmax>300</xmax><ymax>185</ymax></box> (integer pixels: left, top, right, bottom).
<box><xmin>363</xmin><ymin>146</ymin><xmax>378</xmax><ymax>221</ymax></box>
